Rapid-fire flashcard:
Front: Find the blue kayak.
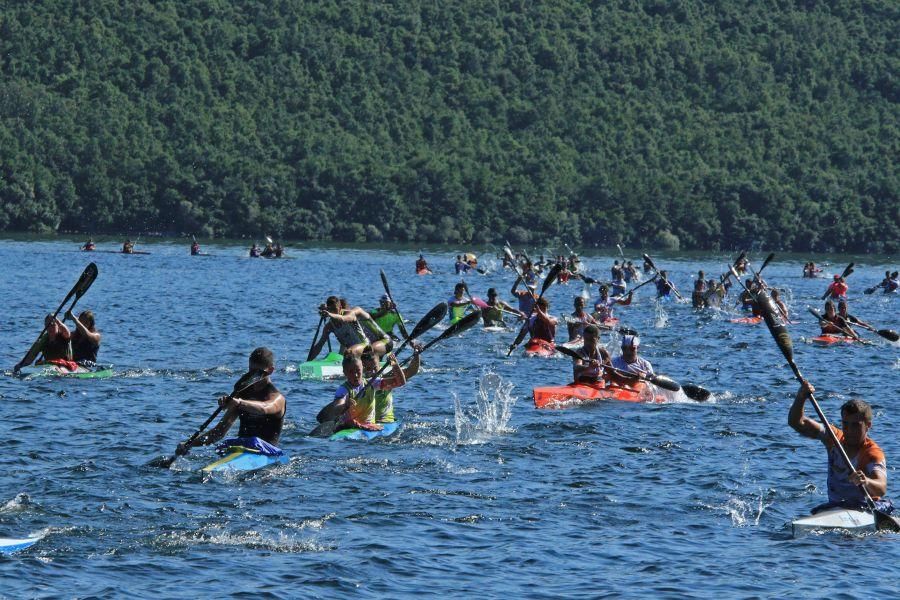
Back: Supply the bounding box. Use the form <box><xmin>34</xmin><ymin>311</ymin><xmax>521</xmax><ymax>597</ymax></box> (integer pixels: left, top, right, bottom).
<box><xmin>201</xmin><ymin>439</ymin><xmax>288</xmax><ymax>473</ymax></box>
<box><xmin>0</xmin><ymin>536</ymin><xmax>40</xmax><ymax>554</ymax></box>
<box><xmin>330</xmin><ymin>421</ymin><xmax>401</xmax><ymax>441</ymax></box>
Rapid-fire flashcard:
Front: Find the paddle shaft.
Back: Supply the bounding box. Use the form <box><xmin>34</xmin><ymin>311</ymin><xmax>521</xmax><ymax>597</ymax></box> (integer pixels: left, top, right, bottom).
<box><xmin>380</xmin><ymin>270</ymin><xmax>411</xmax><ymax>340</ymax></box>
<box><xmin>508</xmin><ymin>264</ymin><xmax>561</xmax><ymax>355</ymax></box>
<box><xmin>307</xmin><ymin>315</ymin><xmax>326</xmax><ymax>362</ymax></box>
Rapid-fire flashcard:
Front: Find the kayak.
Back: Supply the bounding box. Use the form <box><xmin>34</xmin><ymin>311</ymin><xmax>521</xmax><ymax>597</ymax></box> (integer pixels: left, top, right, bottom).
<box><xmin>791</xmin><ymin>507</ymin><xmax>875</xmax><ymax>536</ymax></box>
<box><xmin>533</xmin><ymin>380</ymin><xmax>663</xmax><ymax>409</ymax></box>
<box><xmin>0</xmin><ymin>536</ymin><xmax>40</xmax><ymax>554</ymax></box>
<box><xmin>416</xmin><ymin>269</ymin><xmax>431</xmax><ymax>275</ymax></box>
<box><xmin>17</xmin><ymin>364</ymin><xmax>113</xmax><ymax>379</ymax></box>
<box><xmin>600</xmin><ymin>318</ymin><xmax>619</xmax><ymax>328</ymax></box>
<box><xmin>524</xmin><ymin>338</ymin><xmax>556</xmax><ymax>358</ymax></box>
<box><xmin>298</xmin><ymin>351</ymin><xmax>344</xmax><ymax>380</ymax></box>
<box><xmin>330</xmin><ymin>421</ymin><xmax>401</xmax><ymax>441</ymax></box>
<box><xmin>812</xmin><ymin>334</ymin><xmax>857</xmax><ymax>346</ymax></box>
<box><xmin>730</xmin><ymin>316</ymin><xmax>763</xmax><ymax>324</ymax></box>
<box><xmin>201</xmin><ymin>442</ymin><xmax>288</xmax><ymax>473</ymax></box>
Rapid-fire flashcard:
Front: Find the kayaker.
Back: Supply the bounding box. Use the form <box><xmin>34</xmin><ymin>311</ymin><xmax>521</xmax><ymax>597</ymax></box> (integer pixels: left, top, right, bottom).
<box><xmin>789</xmin><ymin>380</ymin><xmax>892</xmax><ymax>514</ymax></box>
<box><xmin>521</xmin><ymin>260</ymin><xmax>538</xmax><ymax>286</ymax></box>
<box><xmin>317</xmin><ymin>351</ymin><xmax>408</xmax><ymax>430</ymax></box>
<box><xmin>14</xmin><ymin>314</ymin><xmax>72</xmax><ymax>372</ymax></box>
<box><xmin>610</xmin><ymin>270</ymin><xmax>627</xmax><ymax>297</ymax></box>
<box><xmin>448</xmin><ymin>283</ymin><xmax>473</xmax><ymax>323</ymax></box>
<box><xmin>122</xmin><ymin>239</ymin><xmax>134</xmax><ymax>254</ymax></box>
<box><xmin>837</xmin><ymin>300</ymin><xmax>871</xmax><ymax>330</ymax></box>
<box><xmin>824</xmin><ymin>274</ymin><xmax>848</xmax><ymax>300</ymax></box>
<box><xmin>890</xmin><ymin>271</ymin><xmax>900</xmax><ymax>293</ymax></box>
<box><xmin>274</xmin><ymin>242</ymin><xmax>284</xmax><ymax>258</ymax></box>
<box><xmin>261</xmin><ymin>242</ymin><xmax>275</xmax><ymax>258</ymax></box>
<box><xmin>566</xmin><ymin>296</ymin><xmax>597</xmax><ymax>344</ymax></box>
<box><xmin>362</xmin><ymin>342</ymin><xmax>422</xmax><ymax>424</ymax></box>
<box><xmin>608</xmin><ymin>335</ymin><xmax>654</xmax><ymax>384</ymax></box>
<box><xmin>593</xmin><ymin>285</ymin><xmax>632</xmax><ymax>323</ymax></box>
<box><xmin>770</xmin><ymin>289</ymin><xmax>789</xmax><ymax>321</ymax></box>
<box><xmin>371</xmin><ymin>295</ymin><xmax>403</xmax><ymax>339</ymax></box>
<box><xmin>177</xmin><ymin>347</ymin><xmax>286</xmax><ymax>451</ymax></box>
<box><xmin>66</xmin><ymin>309</ymin><xmax>101</xmax><ymax>365</ymax></box>
<box><xmin>819</xmin><ymin>300</ymin><xmax>856</xmax><ymax>337</ymax></box>
<box><xmin>568</xmin><ymin>254</ymin><xmax>581</xmax><ymax>274</ymax></box>
<box><xmin>311</xmin><ymin>296</ymin><xmax>383</xmax><ymax>359</ymax></box>
<box><xmin>454</xmin><ymin>255</ymin><xmax>470</xmax><ymax>274</ymax></box>
<box><xmin>622</xmin><ymin>261</ymin><xmax>637</xmax><ymax>283</ymax></box>
<box><xmin>655</xmin><ymin>271</ymin><xmax>674</xmax><ymax>300</ymax></box>
<box><xmin>249</xmin><ymin>243</ymin><xmax>261</xmax><ymax>257</ymax></box>
<box><xmin>571</xmin><ymin>324</ymin><xmax>612</xmax><ymax>383</ymax></box>
<box><xmin>190</xmin><ymin>240</ymin><xmax>201</xmax><ymax>255</ymax></box>
<box><xmin>482</xmin><ymin>288</ymin><xmax>521</xmax><ymax>328</ymax></box>
<box><xmin>82</xmin><ymin>239</ymin><xmax>95</xmax><ymax>252</ymax></box>
<box><xmin>691</xmin><ymin>271</ymin><xmax>707</xmax><ymax>308</ymax></box>
<box><xmin>738</xmin><ymin>279</ymin><xmax>757</xmax><ymax>312</ymax></box>
<box><xmin>527</xmin><ymin>298</ymin><xmax>557</xmax><ymax>345</ymax></box>
<box><xmin>415</xmin><ymin>254</ymin><xmax>432</xmax><ymax>274</ymax></box>
<box><xmin>511</xmin><ymin>277</ymin><xmax>537</xmax><ymax>314</ymax></box>
<box><xmin>643</xmin><ymin>257</ymin><xmax>654</xmax><ymax>273</ymax></box>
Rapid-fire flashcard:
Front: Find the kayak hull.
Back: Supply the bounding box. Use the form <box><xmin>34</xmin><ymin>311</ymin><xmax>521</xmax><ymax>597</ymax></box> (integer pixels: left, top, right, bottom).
<box><xmin>330</xmin><ymin>421</ymin><xmax>401</xmax><ymax>441</ymax></box>
<box><xmin>0</xmin><ymin>536</ymin><xmax>40</xmax><ymax>554</ymax></box>
<box><xmin>523</xmin><ymin>339</ymin><xmax>556</xmax><ymax>358</ymax></box>
<box><xmin>201</xmin><ymin>447</ymin><xmax>289</xmax><ymax>472</ymax></box>
<box><xmin>812</xmin><ymin>335</ymin><xmax>857</xmax><ymax>346</ymax></box>
<box><xmin>298</xmin><ymin>352</ymin><xmax>344</xmax><ymax>380</ymax></box>
<box><xmin>533</xmin><ymin>381</ymin><xmax>661</xmax><ymax>408</ymax></box>
<box><xmin>791</xmin><ymin>507</ymin><xmax>875</xmax><ymax>536</ymax></box>
<box><xmin>730</xmin><ymin>316</ymin><xmax>763</xmax><ymax>324</ymax></box>
<box><xmin>17</xmin><ymin>364</ymin><xmax>113</xmax><ymax>379</ymax></box>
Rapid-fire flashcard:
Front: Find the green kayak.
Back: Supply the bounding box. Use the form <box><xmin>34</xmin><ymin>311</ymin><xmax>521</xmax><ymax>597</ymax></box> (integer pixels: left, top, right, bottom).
<box><xmin>17</xmin><ymin>364</ymin><xmax>114</xmax><ymax>379</ymax></box>
<box><xmin>298</xmin><ymin>352</ymin><xmax>344</xmax><ymax>380</ymax></box>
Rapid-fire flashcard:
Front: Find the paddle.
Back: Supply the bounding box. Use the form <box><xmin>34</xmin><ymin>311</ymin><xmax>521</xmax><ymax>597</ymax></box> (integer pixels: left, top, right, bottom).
<box><xmin>742</xmin><ymin>278</ymin><xmax>900</xmax><ymax>532</ymax></box>
<box><xmin>554</xmin><ymin>345</ymin><xmax>709</xmax><ymax>400</ymax></box>
<box><xmin>641</xmin><ymin>254</ymin><xmax>685</xmax><ymax>301</ymax></box>
<box><xmin>507</xmin><ymin>263</ymin><xmax>562</xmax><ymax>356</ymax></box>
<box><xmin>380</xmin><ymin>269</ymin><xmax>411</xmax><ymax>341</ymax></box>
<box><xmin>806</xmin><ymin>307</ymin><xmax>868</xmax><ymax>343</ymax></box>
<box><xmin>846</xmin><ymin>315</ymin><xmax>899</xmax><ymax>342</ymax></box>
<box><xmin>306</xmin><ymin>315</ymin><xmax>326</xmax><ymax>362</ymax></box>
<box><xmin>14</xmin><ymin>263</ymin><xmax>99</xmax><ymax>372</ymax></box>
<box><xmin>616</xmin><ymin>243</ymin><xmax>626</xmax><ymax>261</ymax></box>
<box><xmin>149</xmin><ymin>370</ymin><xmax>270</xmax><ymax>468</ymax></box>
<box><xmin>821</xmin><ymin>263</ymin><xmax>854</xmax><ymax>300</ymax></box>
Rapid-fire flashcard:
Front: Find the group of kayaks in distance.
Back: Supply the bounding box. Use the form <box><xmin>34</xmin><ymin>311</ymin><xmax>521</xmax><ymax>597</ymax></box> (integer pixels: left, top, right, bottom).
<box><xmin>7</xmin><ymin>241</ymin><xmax>899</xmax><ymax>551</ymax></box>
<box><xmin>79</xmin><ymin>235</ymin><xmax>291</xmax><ymax>259</ymax></box>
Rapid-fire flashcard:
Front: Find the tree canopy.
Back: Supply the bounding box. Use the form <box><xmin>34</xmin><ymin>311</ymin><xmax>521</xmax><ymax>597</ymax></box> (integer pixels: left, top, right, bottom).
<box><xmin>1</xmin><ymin>1</ymin><xmax>897</xmax><ymax>252</ymax></box>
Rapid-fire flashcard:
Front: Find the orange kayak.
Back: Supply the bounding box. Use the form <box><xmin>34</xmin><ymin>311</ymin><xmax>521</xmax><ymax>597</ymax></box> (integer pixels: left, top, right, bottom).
<box><xmin>533</xmin><ymin>380</ymin><xmax>663</xmax><ymax>408</ymax></box>
<box><xmin>812</xmin><ymin>334</ymin><xmax>857</xmax><ymax>345</ymax></box>
<box><xmin>524</xmin><ymin>338</ymin><xmax>556</xmax><ymax>358</ymax></box>
<box><xmin>730</xmin><ymin>316</ymin><xmax>763</xmax><ymax>324</ymax></box>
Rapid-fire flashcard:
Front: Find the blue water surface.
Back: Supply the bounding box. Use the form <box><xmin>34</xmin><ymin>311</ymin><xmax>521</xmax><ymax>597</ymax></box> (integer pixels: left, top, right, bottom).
<box><xmin>0</xmin><ymin>238</ymin><xmax>898</xmax><ymax>597</ymax></box>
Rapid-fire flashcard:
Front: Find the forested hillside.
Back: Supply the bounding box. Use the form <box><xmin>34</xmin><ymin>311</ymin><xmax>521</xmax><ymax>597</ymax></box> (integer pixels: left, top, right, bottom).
<box><xmin>1</xmin><ymin>1</ymin><xmax>897</xmax><ymax>251</ymax></box>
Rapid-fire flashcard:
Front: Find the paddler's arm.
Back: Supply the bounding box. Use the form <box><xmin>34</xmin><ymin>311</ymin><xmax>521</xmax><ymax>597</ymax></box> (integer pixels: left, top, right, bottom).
<box><xmin>617</xmin><ymin>292</ymin><xmax>634</xmax><ymax>306</ymax></box>
<box><xmin>788</xmin><ymin>381</ymin><xmax>825</xmax><ymax>439</ymax></box>
<box><xmin>65</xmin><ymin>310</ymin><xmax>101</xmax><ymax>345</ymax></box>
<box><xmin>308</xmin><ymin>320</ymin><xmax>332</xmax><ymax>358</ymax></box>
<box><xmin>511</xmin><ymin>277</ymin><xmax>523</xmax><ymax>296</ymax></box>
<box><xmin>379</xmin><ymin>354</ymin><xmax>407</xmax><ymax>391</ymax></box>
<box><xmin>181</xmin><ymin>399</ymin><xmax>239</xmax><ymax>449</ymax></box>
<box><xmin>230</xmin><ymin>390</ymin><xmax>285</xmax><ymax>416</ymax></box>
<box><xmin>402</xmin><ymin>343</ymin><xmax>423</xmax><ymax>379</ymax></box>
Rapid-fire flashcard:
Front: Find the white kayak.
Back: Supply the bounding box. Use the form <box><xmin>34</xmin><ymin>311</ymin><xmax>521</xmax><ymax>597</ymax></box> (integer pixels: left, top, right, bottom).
<box><xmin>0</xmin><ymin>536</ymin><xmax>40</xmax><ymax>554</ymax></box>
<box><xmin>792</xmin><ymin>507</ymin><xmax>875</xmax><ymax>536</ymax></box>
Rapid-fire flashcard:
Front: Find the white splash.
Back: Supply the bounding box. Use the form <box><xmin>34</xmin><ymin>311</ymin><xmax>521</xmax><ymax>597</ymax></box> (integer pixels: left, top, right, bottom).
<box><xmin>454</xmin><ymin>370</ymin><xmax>516</xmax><ymax>444</ymax></box>
<box><xmin>654</xmin><ymin>300</ymin><xmax>669</xmax><ymax>328</ymax></box>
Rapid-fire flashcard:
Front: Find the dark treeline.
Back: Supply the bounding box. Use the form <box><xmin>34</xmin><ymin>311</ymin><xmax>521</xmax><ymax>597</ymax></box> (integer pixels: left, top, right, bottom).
<box><xmin>1</xmin><ymin>1</ymin><xmax>897</xmax><ymax>252</ymax></box>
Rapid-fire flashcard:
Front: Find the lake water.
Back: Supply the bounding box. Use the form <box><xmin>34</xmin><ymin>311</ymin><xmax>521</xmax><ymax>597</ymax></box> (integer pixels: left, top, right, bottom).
<box><xmin>1</xmin><ymin>238</ymin><xmax>898</xmax><ymax>597</ymax></box>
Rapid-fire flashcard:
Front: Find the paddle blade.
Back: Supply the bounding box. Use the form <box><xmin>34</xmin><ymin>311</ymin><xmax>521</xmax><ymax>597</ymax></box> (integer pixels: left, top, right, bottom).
<box><xmin>681</xmin><ymin>384</ymin><xmax>712</xmax><ymax>401</ymax></box>
<box><xmin>555</xmin><ymin>345</ymin><xmax>581</xmax><ymax>360</ymax></box>
<box><xmin>875</xmin><ymin>510</ymin><xmax>900</xmax><ymax>532</ymax></box>
<box><xmin>841</xmin><ymin>262</ymin><xmax>854</xmax><ymax>279</ymax></box>
<box><xmin>409</xmin><ymin>303</ymin><xmax>448</xmax><ymax>340</ymax></box>
<box><xmin>759</xmin><ymin>252</ymin><xmax>775</xmax><ymax>273</ymax></box>
<box><xmin>74</xmin><ymin>263</ymin><xmax>99</xmax><ymax>299</ymax></box>
<box><xmin>642</xmin><ymin>253</ymin><xmax>657</xmax><ymax>272</ymax></box>
<box><xmin>148</xmin><ymin>454</ymin><xmax>178</xmax><ymax>469</ymax></box>
<box><xmin>756</xmin><ymin>288</ymin><xmax>794</xmax><ymax>363</ymax></box>
<box><xmin>877</xmin><ymin>329</ymin><xmax>900</xmax><ymax>342</ymax></box>
<box><xmin>540</xmin><ymin>264</ymin><xmax>563</xmax><ymax>296</ymax></box>
<box><xmin>649</xmin><ymin>374</ymin><xmax>681</xmax><ymax>392</ymax></box>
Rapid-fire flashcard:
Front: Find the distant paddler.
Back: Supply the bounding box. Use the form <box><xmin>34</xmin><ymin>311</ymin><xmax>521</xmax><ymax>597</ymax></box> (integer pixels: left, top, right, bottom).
<box><xmin>415</xmin><ymin>254</ymin><xmax>432</xmax><ymax>275</ymax></box>
<box><xmin>122</xmin><ymin>239</ymin><xmax>134</xmax><ymax>254</ymax></box>
<box><xmin>511</xmin><ymin>276</ymin><xmax>537</xmax><ymax>315</ymax></box>
<box><xmin>789</xmin><ymin>380</ymin><xmax>893</xmax><ymax>516</ymax></box>
<box><xmin>824</xmin><ymin>274</ymin><xmax>848</xmax><ymax>300</ymax></box>
<box><xmin>310</xmin><ymin>296</ymin><xmax>392</xmax><ymax>360</ymax></box>
<box><xmin>261</xmin><ymin>242</ymin><xmax>275</xmax><ymax>258</ymax></box>
<box><xmin>177</xmin><ymin>347</ymin><xmax>286</xmax><ymax>455</ymax></box>
<box><xmin>593</xmin><ymin>285</ymin><xmax>632</xmax><ymax>324</ymax></box>
<box><xmin>316</xmin><ymin>351</ymin><xmax>409</xmax><ymax>432</ymax></box>
<box><xmin>371</xmin><ymin>294</ymin><xmax>403</xmax><ymax>340</ymax></box>
<box><xmin>818</xmin><ymin>300</ymin><xmax>857</xmax><ymax>338</ymax></box>
<box><xmin>481</xmin><ymin>287</ymin><xmax>523</xmax><ymax>328</ymax></box>
<box><xmin>249</xmin><ymin>243</ymin><xmax>261</xmax><ymax>258</ymax></box>
<box><xmin>190</xmin><ymin>240</ymin><xmax>201</xmax><ymax>256</ymax></box>
<box><xmin>566</xmin><ymin>296</ymin><xmax>598</xmax><ymax>346</ymax></box>
<box><xmin>448</xmin><ymin>282</ymin><xmax>474</xmax><ymax>324</ymax></box>
<box><xmin>691</xmin><ymin>271</ymin><xmax>707</xmax><ymax>308</ymax></box>
<box><xmin>81</xmin><ymin>239</ymin><xmax>95</xmax><ymax>252</ymax></box>
<box><xmin>454</xmin><ymin>255</ymin><xmax>470</xmax><ymax>274</ymax></box>
<box><xmin>655</xmin><ymin>270</ymin><xmax>675</xmax><ymax>300</ymax></box>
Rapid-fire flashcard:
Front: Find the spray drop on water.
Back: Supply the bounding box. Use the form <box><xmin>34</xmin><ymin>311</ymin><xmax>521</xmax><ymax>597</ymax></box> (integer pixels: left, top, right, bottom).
<box><xmin>454</xmin><ymin>370</ymin><xmax>516</xmax><ymax>444</ymax></box>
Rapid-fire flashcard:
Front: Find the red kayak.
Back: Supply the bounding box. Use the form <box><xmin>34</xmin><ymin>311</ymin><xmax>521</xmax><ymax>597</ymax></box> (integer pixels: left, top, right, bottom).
<box><xmin>730</xmin><ymin>316</ymin><xmax>763</xmax><ymax>324</ymax></box>
<box><xmin>600</xmin><ymin>318</ymin><xmax>619</xmax><ymax>327</ymax></box>
<box><xmin>533</xmin><ymin>380</ymin><xmax>664</xmax><ymax>409</ymax></box>
<box><xmin>416</xmin><ymin>269</ymin><xmax>431</xmax><ymax>275</ymax></box>
<box><xmin>812</xmin><ymin>334</ymin><xmax>857</xmax><ymax>345</ymax></box>
<box><xmin>524</xmin><ymin>338</ymin><xmax>556</xmax><ymax>358</ymax></box>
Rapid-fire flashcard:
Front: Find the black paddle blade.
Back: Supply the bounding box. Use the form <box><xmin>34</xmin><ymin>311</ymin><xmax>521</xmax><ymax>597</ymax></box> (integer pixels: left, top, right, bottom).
<box><xmin>555</xmin><ymin>345</ymin><xmax>580</xmax><ymax>360</ymax></box>
<box><xmin>74</xmin><ymin>263</ymin><xmax>99</xmax><ymax>299</ymax></box>
<box><xmin>541</xmin><ymin>263</ymin><xmax>563</xmax><ymax>295</ymax></box>
<box><xmin>841</xmin><ymin>262</ymin><xmax>854</xmax><ymax>279</ymax></box>
<box><xmin>732</xmin><ymin>251</ymin><xmax>746</xmax><ymax>267</ymax></box>
<box><xmin>649</xmin><ymin>374</ymin><xmax>681</xmax><ymax>392</ymax></box>
<box><xmin>758</xmin><ymin>253</ymin><xmax>775</xmax><ymax>274</ymax></box>
<box><xmin>410</xmin><ymin>303</ymin><xmax>448</xmax><ymax>340</ymax></box>
<box><xmin>874</xmin><ymin>510</ymin><xmax>900</xmax><ymax>532</ymax></box>
<box><xmin>681</xmin><ymin>383</ymin><xmax>712</xmax><ymax>401</ymax></box>
<box><xmin>429</xmin><ymin>309</ymin><xmax>481</xmax><ymax>353</ymax></box>
<box><xmin>148</xmin><ymin>455</ymin><xmax>178</xmax><ymax>468</ymax></box>
<box><xmin>756</xmin><ymin>288</ymin><xmax>795</xmax><ymax>364</ymax></box>
<box><xmin>642</xmin><ymin>253</ymin><xmax>657</xmax><ymax>272</ymax></box>
<box><xmin>878</xmin><ymin>329</ymin><xmax>900</xmax><ymax>342</ymax></box>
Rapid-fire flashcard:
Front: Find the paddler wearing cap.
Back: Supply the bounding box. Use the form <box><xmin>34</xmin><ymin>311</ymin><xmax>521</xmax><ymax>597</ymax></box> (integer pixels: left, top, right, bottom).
<box><xmin>607</xmin><ymin>334</ymin><xmax>654</xmax><ymax>386</ymax></box>
<box><xmin>482</xmin><ymin>288</ymin><xmax>522</xmax><ymax>328</ymax></box>
<box><xmin>824</xmin><ymin>274</ymin><xmax>849</xmax><ymax>300</ymax></box>
<box><xmin>511</xmin><ymin>276</ymin><xmax>537</xmax><ymax>314</ymax></box>
<box><xmin>177</xmin><ymin>347</ymin><xmax>286</xmax><ymax>453</ymax></box>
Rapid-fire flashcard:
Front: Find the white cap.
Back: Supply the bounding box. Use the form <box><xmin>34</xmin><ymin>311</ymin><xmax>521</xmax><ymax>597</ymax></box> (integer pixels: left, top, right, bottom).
<box><xmin>621</xmin><ymin>335</ymin><xmax>640</xmax><ymax>348</ymax></box>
